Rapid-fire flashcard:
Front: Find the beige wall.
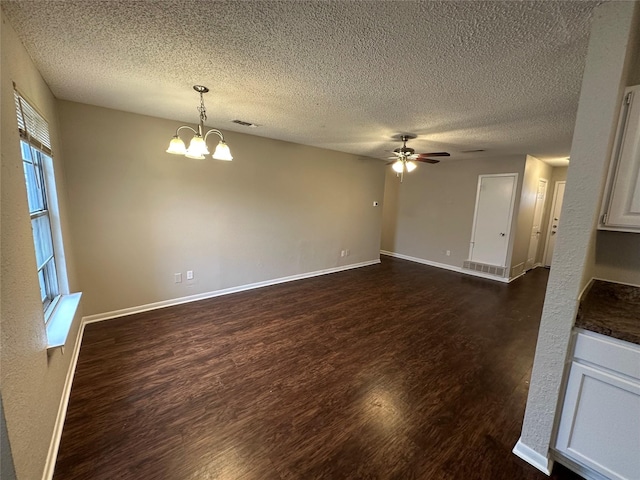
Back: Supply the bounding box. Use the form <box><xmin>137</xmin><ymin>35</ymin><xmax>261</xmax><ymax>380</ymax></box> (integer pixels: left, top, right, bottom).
<box><xmin>520</xmin><ymin>0</ymin><xmax>640</xmax><ymax>458</ymax></box>
<box><xmin>510</xmin><ymin>155</ymin><xmax>553</xmax><ymax>275</ymax></box>
<box><xmin>380</xmin><ymin>155</ymin><xmax>525</xmax><ymax>270</ymax></box>
<box><xmin>1</xmin><ymin>11</ymin><xmax>82</xmax><ymax>480</ymax></box>
<box><xmin>58</xmin><ymin>100</ymin><xmax>386</xmax><ymax>316</ymax></box>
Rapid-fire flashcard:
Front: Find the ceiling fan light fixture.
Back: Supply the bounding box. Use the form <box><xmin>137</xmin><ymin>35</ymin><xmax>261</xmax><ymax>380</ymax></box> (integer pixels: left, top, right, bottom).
<box><xmin>387</xmin><ymin>135</ymin><xmax>449</xmax><ymax>181</ymax></box>
<box><xmin>392</xmin><ymin>160</ymin><xmax>404</xmax><ymax>173</ymax></box>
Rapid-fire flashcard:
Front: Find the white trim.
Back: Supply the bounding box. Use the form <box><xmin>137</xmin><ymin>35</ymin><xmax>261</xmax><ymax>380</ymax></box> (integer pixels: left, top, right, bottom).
<box><xmin>512</xmin><ymin>438</ymin><xmax>554</xmax><ymax>475</ymax></box>
<box><xmin>84</xmin><ymin>260</ymin><xmax>381</xmax><ymax>324</ymax></box>
<box><xmin>379</xmin><ymin>250</ymin><xmax>514</xmax><ymax>283</ymax></box>
<box><xmin>43</xmin><ymin>317</ymin><xmax>87</xmax><ymax>480</ymax></box>
<box><xmin>592</xmin><ymin>276</ymin><xmax>640</xmax><ymax>288</ymax></box>
<box><xmin>46</xmin><ymin>292</ymin><xmax>82</xmax><ymax>349</ymax></box>
<box><xmin>552</xmin><ymin>450</ymin><xmax>611</xmax><ymax>480</ymax></box>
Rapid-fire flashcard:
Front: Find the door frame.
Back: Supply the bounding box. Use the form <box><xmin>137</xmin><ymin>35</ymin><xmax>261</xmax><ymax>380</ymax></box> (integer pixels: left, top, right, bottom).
<box><xmin>543</xmin><ymin>181</ymin><xmax>566</xmax><ymax>267</ymax></box>
<box><xmin>468</xmin><ymin>173</ymin><xmax>519</xmax><ymax>266</ymax></box>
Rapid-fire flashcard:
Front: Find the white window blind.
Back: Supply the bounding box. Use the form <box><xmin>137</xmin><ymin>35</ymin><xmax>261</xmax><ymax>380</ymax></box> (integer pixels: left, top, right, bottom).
<box><xmin>14</xmin><ymin>88</ymin><xmax>52</xmax><ymax>155</ymax></box>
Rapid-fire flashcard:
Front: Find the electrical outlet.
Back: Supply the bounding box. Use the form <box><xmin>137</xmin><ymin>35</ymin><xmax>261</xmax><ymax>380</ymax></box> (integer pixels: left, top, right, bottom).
<box><xmin>446</xmin><ymin>250</ymin><xmax>451</xmax><ymax>256</ymax></box>
<box><xmin>345</xmin><ymin>249</ymin><xmax>350</xmax><ymax>256</ymax></box>
<box><xmin>186</xmin><ymin>270</ymin><xmax>194</xmax><ymax>280</ymax></box>
<box><xmin>174</xmin><ymin>273</ymin><xmax>182</xmax><ymax>283</ymax></box>
<box><xmin>341</xmin><ymin>250</ymin><xmax>345</xmax><ymax>257</ymax></box>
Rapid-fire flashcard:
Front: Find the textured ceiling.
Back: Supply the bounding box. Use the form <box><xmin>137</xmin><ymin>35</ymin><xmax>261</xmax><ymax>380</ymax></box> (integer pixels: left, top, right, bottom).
<box><xmin>2</xmin><ymin>0</ymin><xmax>600</xmax><ymax>163</ymax></box>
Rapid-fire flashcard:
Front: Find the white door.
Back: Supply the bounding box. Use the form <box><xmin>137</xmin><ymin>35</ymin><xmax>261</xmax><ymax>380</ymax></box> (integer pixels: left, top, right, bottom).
<box><xmin>543</xmin><ymin>181</ymin><xmax>566</xmax><ymax>267</ymax></box>
<box><xmin>525</xmin><ymin>178</ymin><xmax>548</xmax><ymax>271</ymax></box>
<box><xmin>469</xmin><ymin>174</ymin><xmax>517</xmax><ymax>267</ymax></box>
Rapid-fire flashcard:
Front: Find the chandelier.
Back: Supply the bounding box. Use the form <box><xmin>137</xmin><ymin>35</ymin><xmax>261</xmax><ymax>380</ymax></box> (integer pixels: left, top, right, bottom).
<box><xmin>166</xmin><ymin>85</ymin><xmax>233</xmax><ymax>161</ymax></box>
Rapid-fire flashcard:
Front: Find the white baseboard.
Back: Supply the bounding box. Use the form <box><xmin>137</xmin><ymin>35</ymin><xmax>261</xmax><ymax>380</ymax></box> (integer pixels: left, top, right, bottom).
<box><xmin>551</xmin><ymin>450</ymin><xmax>609</xmax><ymax>480</ymax></box>
<box><xmin>84</xmin><ymin>259</ymin><xmax>381</xmax><ymax>324</ymax></box>
<box><xmin>42</xmin><ymin>317</ymin><xmax>88</xmax><ymax>480</ymax></box>
<box><xmin>512</xmin><ymin>438</ymin><xmax>554</xmax><ymax>475</ymax></box>
<box><xmin>380</xmin><ymin>250</ymin><xmax>513</xmax><ymax>283</ymax></box>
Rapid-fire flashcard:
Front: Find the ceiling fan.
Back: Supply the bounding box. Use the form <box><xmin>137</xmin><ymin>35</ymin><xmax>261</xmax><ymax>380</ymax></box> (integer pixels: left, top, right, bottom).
<box><xmin>387</xmin><ymin>135</ymin><xmax>450</xmax><ymax>182</ymax></box>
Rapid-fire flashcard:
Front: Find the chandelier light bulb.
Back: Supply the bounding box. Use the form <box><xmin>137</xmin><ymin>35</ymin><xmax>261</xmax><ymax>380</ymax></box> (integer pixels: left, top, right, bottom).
<box><xmin>185</xmin><ymin>135</ymin><xmax>209</xmax><ymax>159</ymax></box>
<box><xmin>406</xmin><ymin>161</ymin><xmax>417</xmax><ymax>172</ymax></box>
<box><xmin>166</xmin><ymin>136</ymin><xmax>187</xmax><ymax>155</ymax></box>
<box><xmin>212</xmin><ymin>141</ymin><xmax>233</xmax><ymax>161</ymax></box>
<box><xmin>392</xmin><ymin>160</ymin><xmax>404</xmax><ymax>173</ymax></box>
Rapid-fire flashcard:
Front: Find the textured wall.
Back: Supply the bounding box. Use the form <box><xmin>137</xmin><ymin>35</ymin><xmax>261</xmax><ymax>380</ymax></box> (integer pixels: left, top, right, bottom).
<box><xmin>58</xmin><ymin>100</ymin><xmax>386</xmax><ymax>316</ymax></box>
<box><xmin>519</xmin><ymin>0</ymin><xmax>639</xmax><ymax>457</ymax></box>
<box><xmin>380</xmin><ymin>155</ymin><xmax>525</xmax><ymax>269</ymax></box>
<box><xmin>1</xmin><ymin>397</ymin><xmax>17</xmax><ymax>480</ymax></box>
<box><xmin>511</xmin><ymin>155</ymin><xmax>553</xmax><ymax>272</ymax></box>
<box><xmin>1</xmin><ymin>11</ymin><xmax>82</xmax><ymax>480</ymax></box>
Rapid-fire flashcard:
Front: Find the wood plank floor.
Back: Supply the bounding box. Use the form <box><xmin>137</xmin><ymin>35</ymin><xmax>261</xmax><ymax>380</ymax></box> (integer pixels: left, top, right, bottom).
<box><xmin>54</xmin><ymin>257</ymin><xmax>583</xmax><ymax>479</ymax></box>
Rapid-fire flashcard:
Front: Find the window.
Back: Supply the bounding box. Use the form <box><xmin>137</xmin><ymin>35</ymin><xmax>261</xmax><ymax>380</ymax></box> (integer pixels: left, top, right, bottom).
<box><xmin>15</xmin><ymin>90</ymin><xmax>60</xmax><ymax>317</ymax></box>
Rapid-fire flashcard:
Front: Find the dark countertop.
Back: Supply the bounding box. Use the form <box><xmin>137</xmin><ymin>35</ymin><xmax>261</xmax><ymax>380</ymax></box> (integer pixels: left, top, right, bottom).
<box><xmin>576</xmin><ymin>280</ymin><xmax>640</xmax><ymax>345</ymax></box>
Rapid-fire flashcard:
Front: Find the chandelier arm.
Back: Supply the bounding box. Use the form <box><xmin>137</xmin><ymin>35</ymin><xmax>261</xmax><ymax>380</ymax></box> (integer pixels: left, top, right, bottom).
<box><xmin>175</xmin><ymin>125</ymin><xmax>199</xmax><ymax>136</ymax></box>
<box><xmin>203</xmin><ymin>129</ymin><xmax>225</xmax><ymax>142</ymax></box>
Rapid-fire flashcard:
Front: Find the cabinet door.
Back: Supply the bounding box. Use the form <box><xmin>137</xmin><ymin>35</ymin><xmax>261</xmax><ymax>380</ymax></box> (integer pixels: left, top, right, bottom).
<box><xmin>604</xmin><ymin>85</ymin><xmax>640</xmax><ymax>230</ymax></box>
<box><xmin>555</xmin><ymin>361</ymin><xmax>640</xmax><ymax>480</ymax></box>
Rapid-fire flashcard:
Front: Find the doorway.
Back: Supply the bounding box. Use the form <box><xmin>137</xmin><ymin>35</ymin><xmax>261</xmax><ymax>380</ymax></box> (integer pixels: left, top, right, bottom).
<box><xmin>543</xmin><ymin>181</ymin><xmax>566</xmax><ymax>267</ymax></box>
<box><xmin>525</xmin><ymin>178</ymin><xmax>548</xmax><ymax>271</ymax></box>
<box><xmin>469</xmin><ymin>174</ymin><xmax>518</xmax><ymax>267</ymax></box>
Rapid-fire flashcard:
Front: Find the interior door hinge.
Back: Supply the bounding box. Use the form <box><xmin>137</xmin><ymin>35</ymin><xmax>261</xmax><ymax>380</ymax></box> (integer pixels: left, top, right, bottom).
<box><xmin>601</xmin><ymin>213</ymin><xmax>608</xmax><ymax>224</ymax></box>
<box><xmin>625</xmin><ymin>92</ymin><xmax>632</xmax><ymax>105</ymax></box>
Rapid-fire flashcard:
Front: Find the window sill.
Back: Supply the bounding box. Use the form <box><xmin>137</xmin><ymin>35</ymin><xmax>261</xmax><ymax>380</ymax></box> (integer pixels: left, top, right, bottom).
<box><xmin>46</xmin><ymin>292</ymin><xmax>82</xmax><ymax>351</ymax></box>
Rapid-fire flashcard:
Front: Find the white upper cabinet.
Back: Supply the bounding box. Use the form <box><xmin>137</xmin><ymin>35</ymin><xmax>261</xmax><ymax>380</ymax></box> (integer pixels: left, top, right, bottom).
<box><xmin>600</xmin><ymin>84</ymin><xmax>640</xmax><ymax>232</ymax></box>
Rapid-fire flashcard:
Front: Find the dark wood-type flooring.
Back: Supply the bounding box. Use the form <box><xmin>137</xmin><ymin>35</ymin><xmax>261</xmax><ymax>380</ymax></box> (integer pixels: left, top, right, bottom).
<box><xmin>54</xmin><ymin>257</ymin><xmax>583</xmax><ymax>479</ymax></box>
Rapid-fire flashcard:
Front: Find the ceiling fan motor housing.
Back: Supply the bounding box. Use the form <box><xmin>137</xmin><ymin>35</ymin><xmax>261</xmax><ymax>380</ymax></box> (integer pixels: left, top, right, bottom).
<box><xmin>395</xmin><ymin>146</ymin><xmax>415</xmax><ymax>155</ymax></box>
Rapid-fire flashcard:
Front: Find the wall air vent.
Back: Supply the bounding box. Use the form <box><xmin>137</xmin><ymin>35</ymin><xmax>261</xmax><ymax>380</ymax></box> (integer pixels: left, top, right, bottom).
<box><xmin>232</xmin><ymin>119</ymin><xmax>259</xmax><ymax>128</ymax></box>
<box><xmin>463</xmin><ymin>260</ymin><xmax>507</xmax><ymax>277</ymax></box>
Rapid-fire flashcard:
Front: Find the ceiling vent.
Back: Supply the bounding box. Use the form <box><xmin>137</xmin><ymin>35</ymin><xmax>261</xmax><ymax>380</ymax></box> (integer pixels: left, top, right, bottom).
<box><xmin>232</xmin><ymin>119</ymin><xmax>259</xmax><ymax>128</ymax></box>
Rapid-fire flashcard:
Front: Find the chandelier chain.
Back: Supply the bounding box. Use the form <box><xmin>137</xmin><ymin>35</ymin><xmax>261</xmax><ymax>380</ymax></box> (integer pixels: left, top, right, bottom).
<box><xmin>198</xmin><ymin>91</ymin><xmax>207</xmax><ymax>122</ymax></box>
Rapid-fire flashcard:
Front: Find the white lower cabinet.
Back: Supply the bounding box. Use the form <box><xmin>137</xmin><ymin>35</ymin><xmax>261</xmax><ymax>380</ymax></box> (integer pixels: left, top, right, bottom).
<box><xmin>554</xmin><ymin>331</ymin><xmax>640</xmax><ymax>480</ymax></box>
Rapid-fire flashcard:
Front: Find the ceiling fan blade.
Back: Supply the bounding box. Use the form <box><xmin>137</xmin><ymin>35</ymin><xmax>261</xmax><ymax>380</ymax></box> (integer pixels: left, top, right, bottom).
<box><xmin>386</xmin><ymin>160</ymin><xmax>400</xmax><ymax>165</ymax></box>
<box><xmin>416</xmin><ymin>152</ymin><xmax>450</xmax><ymax>157</ymax></box>
<box><xmin>416</xmin><ymin>158</ymin><xmax>440</xmax><ymax>164</ymax></box>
